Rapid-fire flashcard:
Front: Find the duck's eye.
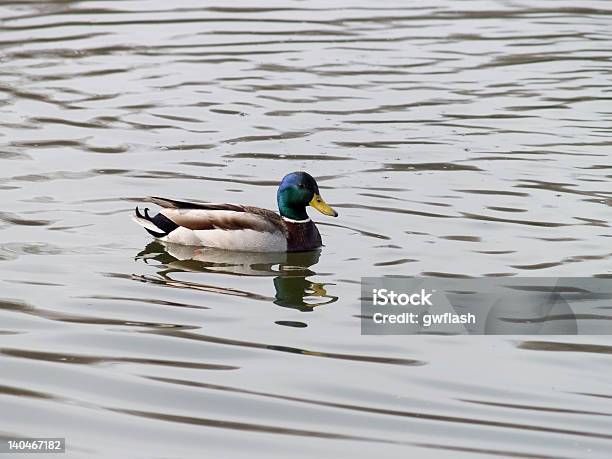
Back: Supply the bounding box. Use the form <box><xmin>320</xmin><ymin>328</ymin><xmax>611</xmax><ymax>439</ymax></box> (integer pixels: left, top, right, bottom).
<box><xmin>298</xmin><ymin>184</ymin><xmax>305</xmax><ymax>188</ymax></box>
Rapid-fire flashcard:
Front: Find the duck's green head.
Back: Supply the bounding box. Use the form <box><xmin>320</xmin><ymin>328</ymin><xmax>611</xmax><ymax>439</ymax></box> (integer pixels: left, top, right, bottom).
<box><xmin>277</xmin><ymin>172</ymin><xmax>338</xmax><ymax>221</ymax></box>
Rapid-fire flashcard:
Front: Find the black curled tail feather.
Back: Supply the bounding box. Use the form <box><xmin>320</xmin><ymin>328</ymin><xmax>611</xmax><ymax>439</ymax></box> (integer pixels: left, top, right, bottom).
<box><xmin>135</xmin><ymin>207</ymin><xmax>179</xmax><ymax>238</ymax></box>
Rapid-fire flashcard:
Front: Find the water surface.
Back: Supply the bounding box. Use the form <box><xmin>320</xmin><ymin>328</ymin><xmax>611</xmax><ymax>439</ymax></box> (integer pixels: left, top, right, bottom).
<box><xmin>1</xmin><ymin>1</ymin><xmax>612</xmax><ymax>457</ymax></box>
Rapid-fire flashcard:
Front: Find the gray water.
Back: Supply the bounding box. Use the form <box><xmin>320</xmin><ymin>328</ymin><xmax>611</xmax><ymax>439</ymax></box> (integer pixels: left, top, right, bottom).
<box><xmin>1</xmin><ymin>1</ymin><xmax>612</xmax><ymax>458</ymax></box>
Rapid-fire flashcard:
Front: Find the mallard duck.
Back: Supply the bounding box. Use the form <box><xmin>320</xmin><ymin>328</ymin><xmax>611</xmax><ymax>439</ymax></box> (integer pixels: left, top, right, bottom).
<box><xmin>133</xmin><ymin>171</ymin><xmax>338</xmax><ymax>252</ymax></box>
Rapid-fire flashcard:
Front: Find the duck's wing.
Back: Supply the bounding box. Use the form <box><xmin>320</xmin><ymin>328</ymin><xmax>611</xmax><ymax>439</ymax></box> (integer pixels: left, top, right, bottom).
<box><xmin>147</xmin><ymin>196</ymin><xmax>245</xmax><ymax>212</ymax></box>
<box><xmin>133</xmin><ymin>197</ymin><xmax>287</xmax><ymax>251</ymax></box>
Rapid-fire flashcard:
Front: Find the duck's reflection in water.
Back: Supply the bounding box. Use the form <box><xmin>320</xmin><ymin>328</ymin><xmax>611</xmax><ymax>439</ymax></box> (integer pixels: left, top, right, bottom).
<box><xmin>135</xmin><ymin>242</ymin><xmax>337</xmax><ymax>312</ymax></box>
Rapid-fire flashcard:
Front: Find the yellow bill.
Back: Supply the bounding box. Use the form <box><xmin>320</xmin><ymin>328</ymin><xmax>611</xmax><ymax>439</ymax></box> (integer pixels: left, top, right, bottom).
<box><xmin>309</xmin><ymin>194</ymin><xmax>338</xmax><ymax>217</ymax></box>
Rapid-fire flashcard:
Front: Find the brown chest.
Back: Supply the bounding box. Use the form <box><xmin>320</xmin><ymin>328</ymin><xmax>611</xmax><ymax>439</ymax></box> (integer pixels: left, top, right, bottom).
<box><xmin>284</xmin><ymin>220</ymin><xmax>322</xmax><ymax>252</ymax></box>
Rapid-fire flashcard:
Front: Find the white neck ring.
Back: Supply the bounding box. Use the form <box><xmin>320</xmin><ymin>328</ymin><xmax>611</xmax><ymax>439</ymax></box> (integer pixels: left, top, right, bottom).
<box><xmin>282</xmin><ymin>216</ymin><xmax>311</xmax><ymax>224</ymax></box>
